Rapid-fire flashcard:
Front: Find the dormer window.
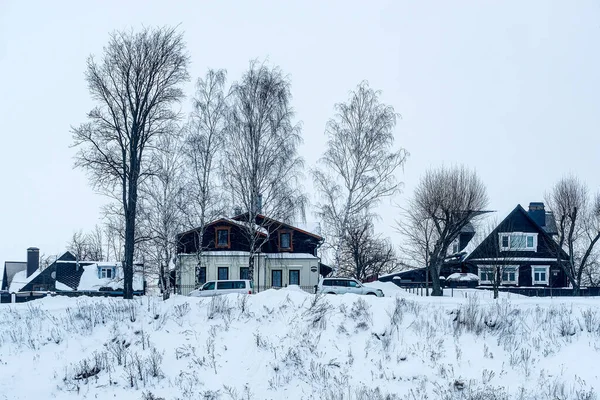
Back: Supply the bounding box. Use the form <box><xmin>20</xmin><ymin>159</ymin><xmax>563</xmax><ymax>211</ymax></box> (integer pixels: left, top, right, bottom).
<box><xmin>216</xmin><ymin>227</ymin><xmax>231</xmax><ymax>248</ymax></box>
<box><xmin>451</xmin><ymin>238</ymin><xmax>460</xmax><ymax>254</ymax></box>
<box><xmin>499</xmin><ymin>233</ymin><xmax>537</xmax><ymax>251</ymax></box>
<box><xmin>279</xmin><ymin>231</ymin><xmax>292</xmax><ymax>251</ymax></box>
<box><xmin>98</xmin><ymin>266</ymin><xmax>114</xmax><ymax>279</ymax></box>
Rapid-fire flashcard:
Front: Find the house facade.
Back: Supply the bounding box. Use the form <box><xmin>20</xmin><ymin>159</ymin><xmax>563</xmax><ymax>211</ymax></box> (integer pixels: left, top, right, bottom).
<box><xmin>176</xmin><ymin>214</ymin><xmax>329</xmax><ymax>295</ymax></box>
<box><xmin>466</xmin><ymin>202</ymin><xmax>569</xmax><ymax>288</ymax></box>
<box><xmin>4</xmin><ymin>248</ymin><xmax>145</xmax><ymax>294</ymax></box>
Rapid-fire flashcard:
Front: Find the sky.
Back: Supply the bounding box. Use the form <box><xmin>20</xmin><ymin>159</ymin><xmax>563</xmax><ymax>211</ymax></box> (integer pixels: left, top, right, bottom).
<box><xmin>1</xmin><ymin>0</ymin><xmax>599</xmax><ymax>263</ymax></box>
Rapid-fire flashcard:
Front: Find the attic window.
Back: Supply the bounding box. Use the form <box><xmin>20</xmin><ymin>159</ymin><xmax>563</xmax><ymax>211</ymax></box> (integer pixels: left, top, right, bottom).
<box><xmin>279</xmin><ymin>231</ymin><xmax>292</xmax><ymax>251</ymax></box>
<box><xmin>216</xmin><ymin>227</ymin><xmax>231</xmax><ymax>248</ymax></box>
<box><xmin>499</xmin><ymin>233</ymin><xmax>537</xmax><ymax>251</ymax></box>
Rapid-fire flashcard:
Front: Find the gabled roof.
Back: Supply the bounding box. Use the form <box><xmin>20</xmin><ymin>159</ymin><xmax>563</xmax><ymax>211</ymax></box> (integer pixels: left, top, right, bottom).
<box><xmin>466</xmin><ymin>204</ymin><xmax>568</xmax><ymax>262</ymax></box>
<box><xmin>232</xmin><ymin>213</ymin><xmax>324</xmax><ymax>240</ymax></box>
<box><xmin>177</xmin><ymin>217</ymin><xmax>268</xmax><ymax>238</ymax></box>
<box><xmin>1</xmin><ymin>261</ymin><xmax>27</xmax><ymax>290</ymax></box>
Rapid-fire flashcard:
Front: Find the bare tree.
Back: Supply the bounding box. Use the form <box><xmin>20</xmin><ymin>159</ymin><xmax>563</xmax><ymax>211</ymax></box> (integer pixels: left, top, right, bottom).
<box><xmin>222</xmin><ymin>60</ymin><xmax>307</xmax><ymax>281</ymax></box>
<box><xmin>181</xmin><ymin>68</ymin><xmax>229</xmax><ymax>285</ymax></box>
<box><xmin>313</xmin><ymin>81</ymin><xmax>407</xmax><ymax>274</ymax></box>
<box><xmin>468</xmin><ymin>218</ymin><xmax>519</xmax><ymax>299</ymax></box>
<box><xmin>546</xmin><ymin>176</ymin><xmax>600</xmax><ymax>295</ymax></box>
<box><xmin>402</xmin><ymin>165</ymin><xmax>489</xmax><ymax>296</ymax></box>
<box><xmin>142</xmin><ymin>134</ymin><xmax>186</xmax><ymax>300</ymax></box>
<box><xmin>72</xmin><ymin>26</ymin><xmax>190</xmax><ymax>299</ymax></box>
<box><xmin>66</xmin><ymin>227</ymin><xmax>105</xmax><ymax>261</ymax></box>
<box><xmin>338</xmin><ymin>215</ymin><xmax>400</xmax><ymax>281</ymax></box>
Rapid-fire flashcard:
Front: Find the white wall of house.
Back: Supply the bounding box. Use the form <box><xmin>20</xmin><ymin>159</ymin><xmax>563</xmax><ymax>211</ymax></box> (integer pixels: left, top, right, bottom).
<box><xmin>177</xmin><ymin>252</ymin><xmax>320</xmax><ymax>295</ymax></box>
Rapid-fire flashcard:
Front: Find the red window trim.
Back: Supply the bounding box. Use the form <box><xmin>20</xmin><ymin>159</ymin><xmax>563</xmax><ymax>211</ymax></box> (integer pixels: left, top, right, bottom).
<box><xmin>278</xmin><ymin>230</ymin><xmax>293</xmax><ymax>252</ymax></box>
<box><xmin>215</xmin><ymin>226</ymin><xmax>231</xmax><ymax>248</ymax></box>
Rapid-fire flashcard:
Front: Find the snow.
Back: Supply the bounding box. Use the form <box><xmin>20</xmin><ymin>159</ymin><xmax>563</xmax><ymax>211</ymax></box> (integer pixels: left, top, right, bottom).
<box><xmin>446</xmin><ymin>272</ymin><xmax>480</xmax><ymax>282</ymax></box>
<box><xmin>55</xmin><ymin>281</ymin><xmax>73</xmax><ymax>291</ymax></box>
<box><xmin>0</xmin><ymin>290</ymin><xmax>599</xmax><ymax>399</ymax></box>
<box><xmin>77</xmin><ymin>264</ymin><xmax>144</xmax><ymax>291</ymax></box>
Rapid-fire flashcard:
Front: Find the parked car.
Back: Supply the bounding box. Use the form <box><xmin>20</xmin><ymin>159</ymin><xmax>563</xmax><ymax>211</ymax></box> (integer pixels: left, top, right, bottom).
<box><xmin>318</xmin><ymin>278</ymin><xmax>384</xmax><ymax>297</ymax></box>
<box><xmin>188</xmin><ymin>280</ymin><xmax>253</xmax><ymax>297</ymax></box>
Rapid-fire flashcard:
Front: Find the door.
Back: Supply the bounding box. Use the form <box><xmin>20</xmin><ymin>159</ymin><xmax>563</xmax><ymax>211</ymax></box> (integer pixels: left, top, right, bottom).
<box><xmin>347</xmin><ymin>280</ymin><xmax>362</xmax><ymax>294</ymax></box>
<box><xmin>289</xmin><ymin>270</ymin><xmax>300</xmax><ymax>286</ymax></box>
<box><xmin>272</xmin><ymin>270</ymin><xmax>283</xmax><ymax>288</ymax></box>
<box><xmin>200</xmin><ymin>281</ymin><xmax>216</xmax><ymax>297</ymax></box>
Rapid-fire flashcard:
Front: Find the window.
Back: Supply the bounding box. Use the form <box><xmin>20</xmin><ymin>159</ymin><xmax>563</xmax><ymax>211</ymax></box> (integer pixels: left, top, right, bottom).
<box><xmin>451</xmin><ymin>238</ymin><xmax>460</xmax><ymax>254</ymax></box>
<box><xmin>218</xmin><ymin>267</ymin><xmax>229</xmax><ymax>280</ymax></box>
<box><xmin>197</xmin><ymin>266</ymin><xmax>207</xmax><ymax>285</ymax></box>
<box><xmin>240</xmin><ymin>267</ymin><xmax>249</xmax><ymax>280</ymax></box>
<box><xmin>532</xmin><ymin>266</ymin><xmax>549</xmax><ymax>285</ymax></box>
<box><xmin>202</xmin><ymin>282</ymin><xmax>215</xmax><ymax>290</ymax></box>
<box><xmin>289</xmin><ymin>270</ymin><xmax>300</xmax><ymax>286</ymax></box>
<box><xmin>99</xmin><ymin>267</ymin><xmax>113</xmax><ymax>279</ymax></box>
<box><xmin>499</xmin><ymin>233</ymin><xmax>537</xmax><ymax>251</ymax></box>
<box><xmin>216</xmin><ymin>227</ymin><xmax>231</xmax><ymax>248</ymax></box>
<box><xmin>279</xmin><ymin>231</ymin><xmax>292</xmax><ymax>251</ymax></box>
<box><xmin>501</xmin><ymin>266</ymin><xmax>519</xmax><ymax>284</ymax></box>
<box><xmin>217</xmin><ymin>281</ymin><xmax>234</xmax><ymax>290</ymax></box>
<box><xmin>478</xmin><ymin>267</ymin><xmax>495</xmax><ymax>284</ymax></box>
<box><xmin>272</xmin><ymin>270</ymin><xmax>282</xmax><ymax>287</ymax></box>
<box><xmin>348</xmin><ymin>280</ymin><xmax>360</xmax><ymax>288</ymax></box>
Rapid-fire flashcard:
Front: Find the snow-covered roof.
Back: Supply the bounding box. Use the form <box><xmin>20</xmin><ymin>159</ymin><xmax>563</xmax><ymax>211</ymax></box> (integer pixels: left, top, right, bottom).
<box><xmin>77</xmin><ymin>264</ymin><xmax>144</xmax><ymax>291</ymax></box>
<box><xmin>263</xmin><ymin>253</ymin><xmax>318</xmax><ymax>259</ymax></box>
<box><xmin>9</xmin><ymin>267</ymin><xmax>43</xmax><ymax>292</ymax></box>
<box><xmin>2</xmin><ymin>262</ymin><xmax>26</xmax><ymax>289</ymax></box>
<box><xmin>446</xmin><ymin>273</ymin><xmax>479</xmax><ymax>282</ymax></box>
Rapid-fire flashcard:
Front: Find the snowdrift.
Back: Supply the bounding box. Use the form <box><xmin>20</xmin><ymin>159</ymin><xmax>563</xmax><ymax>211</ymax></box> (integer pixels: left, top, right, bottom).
<box><xmin>0</xmin><ymin>287</ymin><xmax>598</xmax><ymax>399</ymax></box>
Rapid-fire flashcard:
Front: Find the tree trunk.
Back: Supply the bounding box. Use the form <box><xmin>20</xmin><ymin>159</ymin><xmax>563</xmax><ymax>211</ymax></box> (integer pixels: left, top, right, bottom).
<box><xmin>160</xmin><ymin>263</ymin><xmax>170</xmax><ymax>301</ymax></box>
<box><xmin>248</xmin><ymin>254</ymin><xmax>255</xmax><ymax>283</ymax></box>
<box><xmin>123</xmin><ymin>171</ymin><xmax>138</xmax><ymax>300</ymax></box>
<box><xmin>123</xmin><ymin>210</ymin><xmax>135</xmax><ymax>299</ymax></box>
<box><xmin>429</xmin><ymin>262</ymin><xmax>443</xmax><ymax>296</ymax></box>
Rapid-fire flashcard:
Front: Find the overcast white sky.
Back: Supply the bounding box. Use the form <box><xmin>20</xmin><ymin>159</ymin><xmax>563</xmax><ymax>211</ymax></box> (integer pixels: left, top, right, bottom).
<box><xmin>1</xmin><ymin>0</ymin><xmax>599</xmax><ymax>263</ymax></box>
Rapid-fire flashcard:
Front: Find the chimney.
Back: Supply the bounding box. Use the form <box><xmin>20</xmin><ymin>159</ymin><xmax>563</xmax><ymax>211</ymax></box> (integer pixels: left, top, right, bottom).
<box><xmin>528</xmin><ymin>202</ymin><xmax>546</xmax><ymax>227</ymax></box>
<box><xmin>233</xmin><ymin>206</ymin><xmax>242</xmax><ymax>217</ymax></box>
<box><xmin>27</xmin><ymin>247</ymin><xmax>40</xmax><ymax>277</ymax></box>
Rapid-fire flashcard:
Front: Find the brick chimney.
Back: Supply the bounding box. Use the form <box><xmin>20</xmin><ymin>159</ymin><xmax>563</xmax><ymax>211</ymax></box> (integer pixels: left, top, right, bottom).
<box><xmin>27</xmin><ymin>247</ymin><xmax>40</xmax><ymax>278</ymax></box>
<box><xmin>528</xmin><ymin>202</ymin><xmax>546</xmax><ymax>228</ymax></box>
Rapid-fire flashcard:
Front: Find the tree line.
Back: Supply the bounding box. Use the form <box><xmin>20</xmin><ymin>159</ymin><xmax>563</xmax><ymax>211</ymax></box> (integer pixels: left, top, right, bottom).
<box><xmin>68</xmin><ymin>26</ymin><xmax>600</xmax><ymax>298</ymax></box>
<box><xmin>69</xmin><ymin>26</ymin><xmax>407</xmax><ymax>298</ymax></box>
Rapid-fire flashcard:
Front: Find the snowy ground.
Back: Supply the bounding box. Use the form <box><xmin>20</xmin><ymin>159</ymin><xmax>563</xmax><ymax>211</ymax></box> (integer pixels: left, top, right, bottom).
<box><xmin>0</xmin><ymin>285</ymin><xmax>599</xmax><ymax>400</ymax></box>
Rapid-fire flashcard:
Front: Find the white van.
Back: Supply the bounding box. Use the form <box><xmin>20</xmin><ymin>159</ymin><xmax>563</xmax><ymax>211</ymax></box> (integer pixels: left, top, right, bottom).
<box><xmin>188</xmin><ymin>280</ymin><xmax>253</xmax><ymax>297</ymax></box>
<box><xmin>318</xmin><ymin>278</ymin><xmax>384</xmax><ymax>297</ymax></box>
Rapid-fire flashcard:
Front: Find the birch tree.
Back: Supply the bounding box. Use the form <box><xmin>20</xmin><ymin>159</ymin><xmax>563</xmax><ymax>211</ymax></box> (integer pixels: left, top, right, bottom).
<box><xmin>222</xmin><ymin>60</ymin><xmax>307</xmax><ymax>281</ymax></box>
<box><xmin>313</xmin><ymin>81</ymin><xmax>407</xmax><ymax>273</ymax></box>
<box><xmin>181</xmin><ymin>68</ymin><xmax>228</xmax><ymax>284</ymax></box>
<box><xmin>547</xmin><ymin>176</ymin><xmax>600</xmax><ymax>295</ymax></box>
<box><xmin>142</xmin><ymin>134</ymin><xmax>186</xmax><ymax>300</ymax></box>
<box><xmin>72</xmin><ymin>26</ymin><xmax>190</xmax><ymax>298</ymax></box>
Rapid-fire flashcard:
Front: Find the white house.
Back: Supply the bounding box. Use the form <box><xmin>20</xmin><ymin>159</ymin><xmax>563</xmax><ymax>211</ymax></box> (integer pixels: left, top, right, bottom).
<box><xmin>175</xmin><ymin>214</ymin><xmax>331</xmax><ymax>295</ymax></box>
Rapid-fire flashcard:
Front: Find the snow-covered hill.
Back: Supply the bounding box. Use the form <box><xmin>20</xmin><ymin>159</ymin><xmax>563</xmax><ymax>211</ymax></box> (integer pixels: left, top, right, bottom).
<box><xmin>0</xmin><ymin>285</ymin><xmax>599</xmax><ymax>399</ymax></box>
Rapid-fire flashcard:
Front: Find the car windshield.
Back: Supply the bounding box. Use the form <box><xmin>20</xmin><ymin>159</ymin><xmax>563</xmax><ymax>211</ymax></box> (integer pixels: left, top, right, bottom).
<box><xmin>202</xmin><ymin>282</ymin><xmax>215</xmax><ymax>290</ymax></box>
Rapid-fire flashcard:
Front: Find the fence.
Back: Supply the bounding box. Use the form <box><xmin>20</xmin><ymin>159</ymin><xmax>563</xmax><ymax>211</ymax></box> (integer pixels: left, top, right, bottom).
<box><xmin>173</xmin><ymin>284</ymin><xmax>317</xmax><ymax>296</ymax></box>
<box><xmin>392</xmin><ymin>281</ymin><xmax>600</xmax><ymax>298</ymax></box>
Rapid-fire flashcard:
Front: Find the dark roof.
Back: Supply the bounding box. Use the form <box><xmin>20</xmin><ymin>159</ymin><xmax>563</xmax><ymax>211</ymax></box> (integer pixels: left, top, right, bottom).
<box><xmin>232</xmin><ymin>213</ymin><xmax>324</xmax><ymax>240</ymax></box>
<box><xmin>544</xmin><ymin>212</ymin><xmax>558</xmax><ymax>235</ymax></box>
<box><xmin>466</xmin><ymin>204</ymin><xmax>568</xmax><ymax>261</ymax></box>
<box><xmin>1</xmin><ymin>262</ymin><xmax>27</xmax><ymax>290</ymax></box>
